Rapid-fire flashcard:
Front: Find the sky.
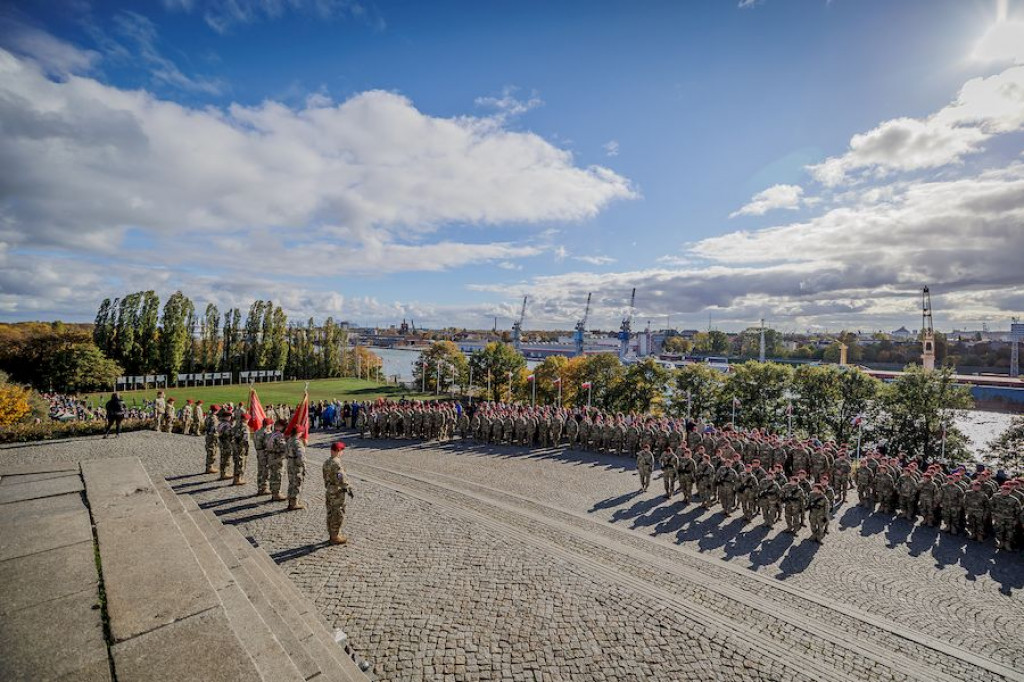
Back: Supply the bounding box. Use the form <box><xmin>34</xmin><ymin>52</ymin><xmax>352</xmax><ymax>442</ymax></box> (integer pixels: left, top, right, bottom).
<box><xmin>1</xmin><ymin>0</ymin><xmax>1023</xmax><ymax>333</ymax></box>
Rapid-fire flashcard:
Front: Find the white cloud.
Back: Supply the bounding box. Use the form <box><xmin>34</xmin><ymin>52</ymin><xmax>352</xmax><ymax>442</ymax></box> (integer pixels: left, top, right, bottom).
<box><xmin>0</xmin><ymin>18</ymin><xmax>99</xmax><ymax>76</ymax></box>
<box><xmin>730</xmin><ymin>184</ymin><xmax>804</xmax><ymax>217</ymax></box>
<box><xmin>160</xmin><ymin>0</ymin><xmax>384</xmax><ymax>34</ymax></box>
<box><xmin>497</xmin><ymin>261</ymin><xmax>523</xmax><ymax>271</ymax></box>
<box><xmin>0</xmin><ymin>48</ymin><xmax>634</xmax><ymax>320</ymax></box>
<box><xmin>573</xmin><ymin>255</ymin><xmax>616</xmax><ymax>265</ymax></box>
<box><xmin>109</xmin><ymin>11</ymin><xmax>223</xmax><ymax>94</ymax></box>
<box><xmin>973</xmin><ymin>20</ymin><xmax>1024</xmax><ymax>65</ymax></box>
<box><xmin>603</xmin><ymin>140</ymin><xmax>620</xmax><ymax>157</ymax></box>
<box><xmin>475</xmin><ymin>85</ymin><xmax>543</xmax><ymax>121</ymax></box>
<box><xmin>809</xmin><ymin>63</ymin><xmax>1024</xmax><ymax>186</ymax></box>
<box><xmin>553</xmin><ymin>246</ymin><xmax>569</xmax><ymax>262</ymax></box>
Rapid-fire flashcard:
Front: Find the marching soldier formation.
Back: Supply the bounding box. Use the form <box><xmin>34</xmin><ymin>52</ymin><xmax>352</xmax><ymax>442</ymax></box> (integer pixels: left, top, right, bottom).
<box><xmin>148</xmin><ymin>394</ymin><xmax>1023</xmax><ymax>552</ymax></box>
<box><xmin>358</xmin><ymin>399</ymin><xmax>1024</xmax><ymax>550</ymax></box>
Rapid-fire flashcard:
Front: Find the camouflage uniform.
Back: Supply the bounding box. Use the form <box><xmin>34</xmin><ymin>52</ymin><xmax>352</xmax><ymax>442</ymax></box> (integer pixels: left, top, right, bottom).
<box><xmin>232</xmin><ymin>418</ymin><xmax>249</xmax><ymax>483</ymax></box>
<box><xmin>659</xmin><ymin>449</ymin><xmax>679</xmax><ymax>498</ymax></box>
<box><xmin>916</xmin><ymin>476</ymin><xmax>940</xmax><ymax>526</ymax></box>
<box><xmin>323</xmin><ymin>453</ymin><xmax>352</xmax><ymax>543</ymax></box>
<box><xmin>636</xmin><ymin>446</ymin><xmax>654</xmax><ymax>492</ymax></box>
<box><xmin>286</xmin><ymin>435</ymin><xmax>306</xmax><ymax>507</ymax></box>
<box><xmin>737</xmin><ymin>469</ymin><xmax>758</xmax><ymax>520</ymax></box>
<box><xmin>940</xmin><ymin>479</ymin><xmax>966</xmax><ymax>534</ymax></box>
<box><xmin>253</xmin><ymin>423</ymin><xmax>272</xmax><ymax>494</ymax></box>
<box><xmin>715</xmin><ymin>463</ymin><xmax>739</xmax><ymax>515</ymax></box>
<box><xmin>964</xmin><ymin>486</ymin><xmax>990</xmax><ymax>542</ymax></box>
<box><xmin>781</xmin><ymin>480</ymin><xmax>807</xmax><ymax>533</ymax></box>
<box><xmin>758</xmin><ymin>475</ymin><xmax>782</xmax><ymax>527</ymax></box>
<box><xmin>203</xmin><ymin>412</ymin><xmax>219</xmax><ymax>473</ymax></box>
<box><xmin>676</xmin><ymin>452</ymin><xmax>697</xmax><ymax>501</ymax></box>
<box><xmin>266</xmin><ymin>429</ymin><xmax>287</xmax><ymax>500</ymax></box>
<box><xmin>807</xmin><ymin>488</ymin><xmax>830</xmax><ymax>542</ymax></box>
<box><xmin>217</xmin><ymin>417</ymin><xmax>235</xmax><ymax>480</ymax></box>
<box><xmin>990</xmin><ymin>489</ymin><xmax>1021</xmax><ymax>550</ymax></box>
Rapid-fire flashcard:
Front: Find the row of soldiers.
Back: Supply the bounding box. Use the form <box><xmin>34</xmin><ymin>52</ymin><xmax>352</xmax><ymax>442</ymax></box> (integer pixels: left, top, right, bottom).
<box><xmin>150</xmin><ymin>391</ymin><xmax>293</xmax><ymax>435</ymax></box>
<box><xmin>639</xmin><ymin>445</ymin><xmax>836</xmax><ymax>542</ymax></box>
<box><xmin>200</xmin><ymin>405</ymin><xmax>308</xmax><ymax>511</ymax></box>
<box><xmin>363</xmin><ymin>401</ymin><xmax>847</xmax><ymax>482</ymax></box>
<box><xmin>853</xmin><ymin>454</ymin><xmax>1024</xmax><ymax>550</ymax></box>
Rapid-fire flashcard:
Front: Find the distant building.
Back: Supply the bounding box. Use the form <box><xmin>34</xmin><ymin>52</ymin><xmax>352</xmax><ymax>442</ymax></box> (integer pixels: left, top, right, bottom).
<box><xmin>891</xmin><ymin>326</ymin><xmax>913</xmax><ymax>341</ymax></box>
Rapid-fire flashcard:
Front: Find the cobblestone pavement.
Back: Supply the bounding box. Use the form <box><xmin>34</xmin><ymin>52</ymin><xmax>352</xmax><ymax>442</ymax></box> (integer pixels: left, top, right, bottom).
<box><xmin>3</xmin><ymin>432</ymin><xmax>1024</xmax><ymax>682</ymax></box>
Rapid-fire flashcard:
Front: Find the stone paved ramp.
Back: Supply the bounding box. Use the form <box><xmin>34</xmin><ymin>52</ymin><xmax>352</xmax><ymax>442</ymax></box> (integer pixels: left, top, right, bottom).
<box><xmin>3</xmin><ymin>431</ymin><xmax>1023</xmax><ymax>681</ymax></box>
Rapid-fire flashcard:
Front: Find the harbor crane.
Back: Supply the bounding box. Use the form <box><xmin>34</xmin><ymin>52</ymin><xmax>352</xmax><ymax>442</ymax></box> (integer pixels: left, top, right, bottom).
<box><xmin>921</xmin><ymin>286</ymin><xmax>936</xmax><ymax>371</ymax></box>
<box><xmin>618</xmin><ymin>288</ymin><xmax>636</xmax><ymax>359</ymax></box>
<box><xmin>573</xmin><ymin>293</ymin><xmax>592</xmax><ymax>357</ymax></box>
<box><xmin>511</xmin><ymin>295</ymin><xmax>527</xmax><ymax>353</ymax></box>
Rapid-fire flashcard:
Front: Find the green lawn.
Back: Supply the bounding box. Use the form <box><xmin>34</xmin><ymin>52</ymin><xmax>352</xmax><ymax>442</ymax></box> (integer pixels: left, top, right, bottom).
<box><xmin>84</xmin><ymin>378</ymin><xmax>430</xmax><ymax>408</ymax></box>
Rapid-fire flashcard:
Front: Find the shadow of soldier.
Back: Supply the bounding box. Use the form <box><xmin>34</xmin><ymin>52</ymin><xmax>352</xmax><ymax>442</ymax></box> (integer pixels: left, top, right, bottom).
<box><xmin>748</xmin><ymin>530</ymin><xmax>795</xmax><ymax>569</ymax></box>
<box><xmin>775</xmin><ymin>539</ymin><xmax>822</xmax><ymax>579</ymax></box>
<box><xmin>589</xmin><ymin>489</ymin><xmax>641</xmax><ymax>512</ymax></box>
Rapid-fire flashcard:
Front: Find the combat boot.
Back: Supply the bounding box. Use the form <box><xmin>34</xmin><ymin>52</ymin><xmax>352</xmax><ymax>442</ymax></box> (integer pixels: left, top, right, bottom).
<box><xmin>287</xmin><ymin>497</ymin><xmax>306</xmax><ymax>511</ymax></box>
<box><xmin>233</xmin><ymin>476</ymin><xmax>246</xmax><ymax>486</ymax></box>
<box><xmin>256</xmin><ymin>484</ymin><xmax>270</xmax><ymax>495</ymax></box>
<box><xmin>271</xmin><ymin>491</ymin><xmax>287</xmax><ymax>501</ymax></box>
<box><xmin>218</xmin><ymin>473</ymin><xmax>231</xmax><ymax>481</ymax></box>
<box><xmin>329</xmin><ymin>533</ymin><xmax>348</xmax><ymax>545</ymax></box>
<box><xmin>206</xmin><ymin>467</ymin><xmax>218</xmax><ymax>474</ymax></box>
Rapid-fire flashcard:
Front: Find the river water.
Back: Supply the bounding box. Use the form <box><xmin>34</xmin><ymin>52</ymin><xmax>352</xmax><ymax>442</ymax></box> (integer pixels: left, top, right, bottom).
<box><xmin>368</xmin><ymin>347</ymin><xmax>1014</xmax><ymax>458</ymax></box>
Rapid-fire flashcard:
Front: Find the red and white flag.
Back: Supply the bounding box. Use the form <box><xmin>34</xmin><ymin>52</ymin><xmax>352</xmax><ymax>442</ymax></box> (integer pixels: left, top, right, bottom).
<box><xmin>581</xmin><ymin>381</ymin><xmax>592</xmax><ymax>389</ymax></box>
<box><xmin>526</xmin><ymin>375</ymin><xmax>535</xmax><ymax>382</ymax></box>
<box><xmin>732</xmin><ymin>397</ymin><xmax>741</xmax><ymax>407</ymax></box>
<box><xmin>852</xmin><ymin>415</ymin><xmax>864</xmax><ymax>427</ymax></box>
<box><xmin>285</xmin><ymin>392</ymin><xmax>310</xmax><ymax>444</ymax></box>
<box><xmin>553</xmin><ymin>377</ymin><xmax>562</xmax><ymax>385</ymax></box>
<box><xmin>247</xmin><ymin>388</ymin><xmax>266</xmax><ymax>430</ymax></box>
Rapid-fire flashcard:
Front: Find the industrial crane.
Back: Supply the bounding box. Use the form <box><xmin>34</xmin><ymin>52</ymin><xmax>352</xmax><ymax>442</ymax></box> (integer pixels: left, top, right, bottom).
<box><xmin>511</xmin><ymin>295</ymin><xmax>527</xmax><ymax>353</ymax></box>
<box><xmin>573</xmin><ymin>293</ymin><xmax>592</xmax><ymax>357</ymax></box>
<box><xmin>618</xmin><ymin>288</ymin><xmax>636</xmax><ymax>359</ymax></box>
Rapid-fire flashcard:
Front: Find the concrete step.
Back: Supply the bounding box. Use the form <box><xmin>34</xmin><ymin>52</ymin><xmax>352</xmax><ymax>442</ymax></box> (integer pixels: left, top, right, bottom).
<box><xmin>80</xmin><ymin>457</ymin><xmax>261</xmax><ymax>682</ymax></box>
<box><xmin>245</xmin><ymin>540</ymin><xmax>370</xmax><ymax>677</ymax></box>
<box><xmin>186</xmin><ymin>498</ymin><xmax>323</xmax><ymax>681</ymax></box>
<box><xmin>202</xmin><ymin>508</ymin><xmax>363</xmax><ymax>682</ymax></box>
<box><xmin>153</xmin><ymin>482</ymin><xmax>305</xmax><ymax>682</ymax></box>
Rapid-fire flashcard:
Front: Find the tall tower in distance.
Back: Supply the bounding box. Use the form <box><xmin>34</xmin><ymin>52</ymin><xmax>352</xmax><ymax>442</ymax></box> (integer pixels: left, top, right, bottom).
<box><xmin>921</xmin><ymin>286</ymin><xmax>936</xmax><ymax>371</ymax></box>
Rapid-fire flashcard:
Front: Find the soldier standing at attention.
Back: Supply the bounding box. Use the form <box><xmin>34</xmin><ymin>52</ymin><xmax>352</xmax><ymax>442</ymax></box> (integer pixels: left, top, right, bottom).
<box><xmin>782</xmin><ymin>476</ymin><xmax>807</xmax><ymax>534</ymax></box>
<box><xmin>193</xmin><ymin>400</ymin><xmax>205</xmax><ymax>436</ymax></box>
<box><xmin>153</xmin><ymin>391</ymin><xmax>166</xmax><ymax>431</ymax></box>
<box><xmin>253</xmin><ymin>418</ymin><xmax>273</xmax><ymax>495</ymax></box>
<box><xmin>964</xmin><ymin>481</ymin><xmax>991</xmax><ymax>542</ymax></box>
<box><xmin>182</xmin><ymin>399</ymin><xmax>195</xmax><ymax>436</ymax></box>
<box><xmin>807</xmin><ymin>483</ymin><xmax>830</xmax><ymax>543</ymax></box>
<box><xmin>676</xmin><ymin>448</ymin><xmax>697</xmax><ymax>503</ymax></box>
<box><xmin>203</xmin><ymin>405</ymin><xmax>219</xmax><ymax>474</ymax></box>
<box><xmin>659</xmin><ymin>446</ymin><xmax>679</xmax><ymax>499</ymax></box>
<box><xmin>266</xmin><ymin>420</ymin><xmax>288</xmax><ymax>502</ymax></box>
<box><xmin>323</xmin><ymin>441</ymin><xmax>354</xmax><ymax>545</ymax></box>
<box><xmin>217</xmin><ymin>406</ymin><xmax>235</xmax><ymax>481</ymax></box>
<box><xmin>232</xmin><ymin>412</ymin><xmax>250</xmax><ymax>486</ymax></box>
<box><xmin>990</xmin><ymin>483</ymin><xmax>1023</xmax><ymax>550</ymax></box>
<box><xmin>163</xmin><ymin>397</ymin><xmax>177</xmax><ymax>433</ymax></box>
<box><xmin>286</xmin><ymin>428</ymin><xmax>307</xmax><ymax>510</ymax></box>
<box><xmin>636</xmin><ymin>444</ymin><xmax>654</xmax><ymax>492</ymax></box>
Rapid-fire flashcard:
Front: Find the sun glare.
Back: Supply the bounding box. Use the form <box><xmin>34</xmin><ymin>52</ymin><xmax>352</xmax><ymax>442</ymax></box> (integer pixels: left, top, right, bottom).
<box><xmin>973</xmin><ymin>19</ymin><xmax>1024</xmax><ymax>64</ymax></box>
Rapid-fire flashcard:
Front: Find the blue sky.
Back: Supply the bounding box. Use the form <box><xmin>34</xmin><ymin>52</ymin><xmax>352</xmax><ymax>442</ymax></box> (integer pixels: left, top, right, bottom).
<box><xmin>1</xmin><ymin>0</ymin><xmax>1022</xmax><ymax>332</ymax></box>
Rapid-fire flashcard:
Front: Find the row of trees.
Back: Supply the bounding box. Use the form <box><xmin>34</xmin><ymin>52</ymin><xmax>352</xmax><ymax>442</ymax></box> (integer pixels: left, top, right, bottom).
<box><xmin>93</xmin><ymin>292</ymin><xmax>385</xmax><ymax>383</ymax></box>
<box><xmin>412</xmin><ymin>341</ymin><xmax>976</xmax><ymax>463</ymax></box>
<box><xmin>0</xmin><ymin>323</ymin><xmax>123</xmax><ymax>393</ymax></box>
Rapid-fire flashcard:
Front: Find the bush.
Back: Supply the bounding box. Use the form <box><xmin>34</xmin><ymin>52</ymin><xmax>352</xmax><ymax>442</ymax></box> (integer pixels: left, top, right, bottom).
<box><xmin>0</xmin><ymin>383</ymin><xmax>33</xmax><ymax>426</ymax></box>
<box><xmin>0</xmin><ymin>418</ymin><xmax>151</xmax><ymax>444</ymax></box>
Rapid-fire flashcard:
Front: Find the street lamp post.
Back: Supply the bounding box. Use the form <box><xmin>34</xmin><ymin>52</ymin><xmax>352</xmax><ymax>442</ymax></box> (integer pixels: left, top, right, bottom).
<box><xmin>469</xmin><ymin>364</ymin><xmax>474</xmax><ymax>405</ymax></box>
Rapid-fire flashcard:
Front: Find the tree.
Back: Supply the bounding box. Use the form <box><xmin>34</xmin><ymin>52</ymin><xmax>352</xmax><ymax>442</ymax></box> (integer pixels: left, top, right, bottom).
<box><xmin>160</xmin><ymin>291</ymin><xmax>194</xmax><ymax>379</ymax></box>
<box><xmin>0</xmin><ymin>329</ymin><xmax>122</xmax><ymax>393</ymax></box>
<box><xmin>201</xmin><ymin>303</ymin><xmax>220</xmax><ymax>371</ymax></box>
<box><xmin>260</xmin><ymin>301</ymin><xmax>274</xmax><ymax>368</ymax></box>
<box><xmin>606</xmin><ymin>358</ymin><xmax>670</xmax><ymax>414</ymax></box>
<box><xmin>560</xmin><ymin>353</ymin><xmax>625</xmax><ymax>410</ymax></box>
<box><xmin>671</xmin><ymin>363</ymin><xmax>725</xmax><ymax>421</ymax></box>
<box><xmin>138</xmin><ymin>291</ymin><xmax>161</xmax><ymax>373</ymax></box>
<box><xmin>469</xmin><ymin>342</ymin><xmax>526</xmax><ymax>401</ymax></box>
<box><xmin>694</xmin><ymin>330</ymin><xmax>730</xmax><ymax>355</ymax></box>
<box><xmin>988</xmin><ymin>416</ymin><xmax>1024</xmax><ymax>472</ymax></box>
<box><xmin>874</xmin><ymin>365</ymin><xmax>974</xmax><ymax>462</ymax></box>
<box><xmin>243</xmin><ymin>300</ymin><xmax>267</xmax><ymax>370</ymax></box>
<box><xmin>0</xmin><ymin>377</ymin><xmax>33</xmax><ymax>426</ymax></box>
<box><xmin>223</xmin><ymin>308</ymin><xmax>242</xmax><ymax>373</ymax></box>
<box><xmin>415</xmin><ymin>341</ymin><xmax>469</xmax><ymax>394</ymax></box>
<box><xmin>791</xmin><ymin>365</ymin><xmax>880</xmax><ymax>442</ymax></box>
<box><xmin>532</xmin><ymin>355</ymin><xmax>570</xmax><ymax>406</ymax></box>
<box><xmin>268</xmin><ymin>306</ymin><xmax>288</xmax><ymax>372</ymax></box>
<box><xmin>738</xmin><ymin>327</ymin><xmax>784</xmax><ymax>358</ymax></box>
<box><xmin>723</xmin><ymin>361</ymin><xmax>793</xmax><ymax>431</ymax></box>
<box><xmin>93</xmin><ymin>298</ymin><xmax>113</xmax><ymax>353</ymax></box>
<box><xmin>343</xmin><ymin>346</ymin><xmax>383</xmax><ymax>379</ymax></box>
<box><xmin>114</xmin><ymin>293</ymin><xmax>142</xmax><ymax>372</ymax></box>
<box><xmin>662</xmin><ymin>336</ymin><xmax>692</xmax><ymax>354</ymax></box>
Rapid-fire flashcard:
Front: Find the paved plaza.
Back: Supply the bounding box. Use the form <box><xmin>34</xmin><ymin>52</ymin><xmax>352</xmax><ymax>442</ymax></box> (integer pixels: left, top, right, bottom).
<box><xmin>3</xmin><ymin>431</ymin><xmax>1024</xmax><ymax>682</ymax></box>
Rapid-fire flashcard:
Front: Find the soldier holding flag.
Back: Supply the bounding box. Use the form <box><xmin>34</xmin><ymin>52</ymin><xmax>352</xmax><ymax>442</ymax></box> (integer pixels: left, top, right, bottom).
<box><xmin>284</xmin><ymin>388</ymin><xmax>311</xmax><ymax>511</ymax></box>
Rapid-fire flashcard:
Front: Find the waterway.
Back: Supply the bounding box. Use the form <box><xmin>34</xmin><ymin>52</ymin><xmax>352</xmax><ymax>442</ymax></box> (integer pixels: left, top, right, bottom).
<box><xmin>368</xmin><ymin>347</ymin><xmax>1015</xmax><ymax>459</ymax></box>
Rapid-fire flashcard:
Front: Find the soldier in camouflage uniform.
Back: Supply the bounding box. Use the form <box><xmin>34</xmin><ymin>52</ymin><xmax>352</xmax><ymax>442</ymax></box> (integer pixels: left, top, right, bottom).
<box><xmin>991</xmin><ymin>483</ymin><xmax>1022</xmax><ymax>550</ymax></box>
<box><xmin>696</xmin><ymin>454</ymin><xmax>716</xmax><ymax>508</ymax></box>
<box><xmin>216</xmin><ymin>407</ymin><xmax>235</xmax><ymax>481</ymax></box>
<box><xmin>916</xmin><ymin>473</ymin><xmax>940</xmax><ymax>526</ymax></box>
<box><xmin>659</xmin><ymin>446</ymin><xmax>679</xmax><ymax>499</ymax></box>
<box><xmin>323</xmin><ymin>441</ymin><xmax>354</xmax><ymax>545</ymax></box>
<box><xmin>163</xmin><ymin>397</ymin><xmax>177</xmax><ymax>433</ymax></box>
<box><xmin>253</xmin><ymin>418</ymin><xmax>273</xmax><ymax>495</ymax></box>
<box><xmin>231</xmin><ymin>412</ymin><xmax>250</xmax><ymax>485</ymax></box>
<box><xmin>203</xmin><ymin>405</ymin><xmax>219</xmax><ymax>474</ymax></box>
<box><xmin>940</xmin><ymin>474</ymin><xmax>966</xmax><ymax>535</ymax></box>
<box><xmin>715</xmin><ymin>456</ymin><xmax>740</xmax><ymax>516</ymax></box>
<box><xmin>758</xmin><ymin>469</ymin><xmax>782</xmax><ymax>527</ymax></box>
<box><xmin>676</xmin><ymin>448</ymin><xmax>697</xmax><ymax>503</ymax></box>
<box><xmin>964</xmin><ymin>481</ymin><xmax>991</xmax><ymax>542</ymax></box>
<box><xmin>266</xmin><ymin>420</ymin><xmax>288</xmax><ymax>502</ymax></box>
<box><xmin>737</xmin><ymin>464</ymin><xmax>758</xmax><ymax>521</ymax></box>
<box><xmin>807</xmin><ymin>483</ymin><xmax>830</xmax><ymax>542</ymax></box>
<box><xmin>781</xmin><ymin>476</ymin><xmax>807</xmax><ymax>534</ymax></box>
<box><xmin>182</xmin><ymin>399</ymin><xmax>194</xmax><ymax>435</ymax></box>
<box><xmin>636</xmin><ymin>444</ymin><xmax>654</xmax><ymax>492</ymax></box>
<box><xmin>833</xmin><ymin>452</ymin><xmax>852</xmax><ymax>504</ymax></box>
<box><xmin>153</xmin><ymin>391</ymin><xmax>166</xmax><ymax>431</ymax></box>
<box><xmin>285</xmin><ymin>430</ymin><xmax>307</xmax><ymax>510</ymax></box>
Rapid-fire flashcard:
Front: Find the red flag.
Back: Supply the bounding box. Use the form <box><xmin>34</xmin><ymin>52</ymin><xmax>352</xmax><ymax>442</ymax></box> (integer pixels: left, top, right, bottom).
<box><xmin>285</xmin><ymin>392</ymin><xmax>309</xmax><ymax>443</ymax></box>
<box><xmin>581</xmin><ymin>381</ymin><xmax>592</xmax><ymax>389</ymax></box>
<box><xmin>526</xmin><ymin>375</ymin><xmax>535</xmax><ymax>382</ymax></box>
<box><xmin>553</xmin><ymin>377</ymin><xmax>561</xmax><ymax>385</ymax></box>
<box><xmin>247</xmin><ymin>388</ymin><xmax>266</xmax><ymax>430</ymax></box>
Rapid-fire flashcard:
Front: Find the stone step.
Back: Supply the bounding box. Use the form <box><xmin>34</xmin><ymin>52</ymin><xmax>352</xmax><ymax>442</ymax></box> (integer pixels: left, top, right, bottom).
<box><xmin>244</xmin><ymin>541</ymin><xmax>370</xmax><ymax>677</ymax></box>
<box><xmin>80</xmin><ymin>457</ymin><xmax>261</xmax><ymax>682</ymax></box>
<box><xmin>185</xmin><ymin>498</ymin><xmax>323</xmax><ymax>681</ymax></box>
<box><xmin>153</xmin><ymin>482</ymin><xmax>305</xmax><ymax>682</ymax></box>
<box><xmin>204</xmin><ymin>509</ymin><xmax>363</xmax><ymax>682</ymax></box>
